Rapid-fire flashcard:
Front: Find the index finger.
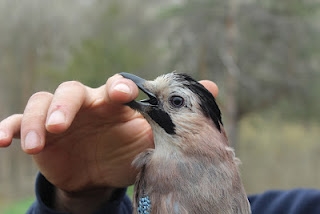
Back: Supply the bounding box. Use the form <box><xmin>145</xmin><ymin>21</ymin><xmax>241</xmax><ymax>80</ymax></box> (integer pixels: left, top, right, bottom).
<box><xmin>0</xmin><ymin>114</ymin><xmax>23</xmax><ymax>147</ymax></box>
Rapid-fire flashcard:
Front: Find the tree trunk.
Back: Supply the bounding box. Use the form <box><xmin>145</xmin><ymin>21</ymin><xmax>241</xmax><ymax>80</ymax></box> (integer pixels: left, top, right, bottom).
<box><xmin>197</xmin><ymin>42</ymin><xmax>208</xmax><ymax>80</ymax></box>
<box><xmin>224</xmin><ymin>0</ymin><xmax>240</xmax><ymax>149</ymax></box>
<box><xmin>21</xmin><ymin>46</ymin><xmax>37</xmax><ymax>106</ymax></box>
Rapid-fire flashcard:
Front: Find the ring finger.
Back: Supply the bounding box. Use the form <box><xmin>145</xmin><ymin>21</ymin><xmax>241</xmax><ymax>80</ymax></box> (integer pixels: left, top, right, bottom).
<box><xmin>21</xmin><ymin>91</ymin><xmax>53</xmax><ymax>154</ymax></box>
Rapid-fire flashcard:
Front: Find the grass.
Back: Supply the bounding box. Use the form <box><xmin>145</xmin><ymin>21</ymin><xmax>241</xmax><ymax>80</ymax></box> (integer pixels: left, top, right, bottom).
<box><xmin>0</xmin><ymin>198</ymin><xmax>34</xmax><ymax>214</ymax></box>
<box><xmin>127</xmin><ymin>185</ymin><xmax>134</xmax><ymax>199</ymax></box>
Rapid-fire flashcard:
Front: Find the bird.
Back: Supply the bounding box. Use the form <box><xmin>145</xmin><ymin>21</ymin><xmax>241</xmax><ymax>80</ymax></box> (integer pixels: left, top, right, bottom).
<box><xmin>120</xmin><ymin>72</ymin><xmax>251</xmax><ymax>214</ymax></box>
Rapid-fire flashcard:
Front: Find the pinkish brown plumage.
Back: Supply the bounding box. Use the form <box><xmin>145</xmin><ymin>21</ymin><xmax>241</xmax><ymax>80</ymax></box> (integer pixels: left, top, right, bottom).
<box><xmin>121</xmin><ymin>72</ymin><xmax>251</xmax><ymax>214</ymax></box>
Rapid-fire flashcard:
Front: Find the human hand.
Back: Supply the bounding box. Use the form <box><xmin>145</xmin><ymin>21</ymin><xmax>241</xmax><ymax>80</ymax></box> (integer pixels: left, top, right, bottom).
<box><xmin>0</xmin><ymin>74</ymin><xmax>153</xmax><ymax>191</ymax></box>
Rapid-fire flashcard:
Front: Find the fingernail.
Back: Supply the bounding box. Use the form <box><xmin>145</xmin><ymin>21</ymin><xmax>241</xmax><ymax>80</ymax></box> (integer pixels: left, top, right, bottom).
<box><xmin>0</xmin><ymin>130</ymin><xmax>7</xmax><ymax>139</ymax></box>
<box><xmin>24</xmin><ymin>131</ymin><xmax>40</xmax><ymax>150</ymax></box>
<box><xmin>47</xmin><ymin>110</ymin><xmax>66</xmax><ymax>126</ymax></box>
<box><xmin>113</xmin><ymin>83</ymin><xmax>131</xmax><ymax>94</ymax></box>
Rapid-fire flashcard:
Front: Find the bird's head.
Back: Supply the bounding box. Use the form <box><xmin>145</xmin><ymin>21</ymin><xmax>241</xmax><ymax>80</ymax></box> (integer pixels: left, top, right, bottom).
<box><xmin>120</xmin><ymin>72</ymin><xmax>228</xmax><ymax>154</ymax></box>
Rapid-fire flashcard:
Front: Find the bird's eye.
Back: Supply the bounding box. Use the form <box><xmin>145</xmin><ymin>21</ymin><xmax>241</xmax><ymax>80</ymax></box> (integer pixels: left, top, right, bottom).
<box><xmin>169</xmin><ymin>95</ymin><xmax>185</xmax><ymax>108</ymax></box>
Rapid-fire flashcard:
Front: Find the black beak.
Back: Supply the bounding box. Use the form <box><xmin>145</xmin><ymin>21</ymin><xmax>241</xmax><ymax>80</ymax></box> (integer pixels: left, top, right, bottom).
<box><xmin>119</xmin><ymin>72</ymin><xmax>158</xmax><ymax>111</ymax></box>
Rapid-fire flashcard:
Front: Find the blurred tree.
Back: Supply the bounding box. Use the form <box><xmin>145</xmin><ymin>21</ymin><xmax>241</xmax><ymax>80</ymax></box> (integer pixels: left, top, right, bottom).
<box><xmin>0</xmin><ymin>0</ymin><xmax>94</xmax><ymax>199</ymax></box>
<box><xmin>159</xmin><ymin>0</ymin><xmax>320</xmax><ymax>147</ymax></box>
<box><xmin>0</xmin><ymin>0</ymin><xmax>93</xmax><ymax>110</ymax></box>
<box><xmin>64</xmin><ymin>0</ymin><xmax>164</xmax><ymax>87</ymax></box>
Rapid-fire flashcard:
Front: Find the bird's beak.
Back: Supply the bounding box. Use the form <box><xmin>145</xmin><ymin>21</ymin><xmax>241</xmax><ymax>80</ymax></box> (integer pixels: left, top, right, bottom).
<box><xmin>120</xmin><ymin>72</ymin><xmax>158</xmax><ymax>111</ymax></box>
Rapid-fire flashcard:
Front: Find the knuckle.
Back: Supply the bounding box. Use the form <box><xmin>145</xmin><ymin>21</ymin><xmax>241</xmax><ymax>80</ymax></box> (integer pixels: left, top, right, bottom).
<box><xmin>53</xmin><ymin>81</ymin><xmax>86</xmax><ymax>106</ymax></box>
<box><xmin>29</xmin><ymin>91</ymin><xmax>52</xmax><ymax>101</ymax></box>
<box><xmin>57</xmin><ymin>81</ymin><xmax>83</xmax><ymax>90</ymax></box>
<box><xmin>26</xmin><ymin>92</ymin><xmax>53</xmax><ymax>111</ymax></box>
<box><xmin>24</xmin><ymin>92</ymin><xmax>52</xmax><ymax>120</ymax></box>
<box><xmin>0</xmin><ymin>114</ymin><xmax>21</xmax><ymax>126</ymax></box>
<box><xmin>8</xmin><ymin>114</ymin><xmax>23</xmax><ymax>120</ymax></box>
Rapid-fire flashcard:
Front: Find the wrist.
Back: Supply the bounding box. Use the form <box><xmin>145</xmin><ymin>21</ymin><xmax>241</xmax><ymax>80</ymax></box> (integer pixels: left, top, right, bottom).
<box><xmin>54</xmin><ymin>187</ymin><xmax>116</xmax><ymax>214</ymax></box>
<box><xmin>35</xmin><ymin>173</ymin><xmax>128</xmax><ymax>214</ymax></box>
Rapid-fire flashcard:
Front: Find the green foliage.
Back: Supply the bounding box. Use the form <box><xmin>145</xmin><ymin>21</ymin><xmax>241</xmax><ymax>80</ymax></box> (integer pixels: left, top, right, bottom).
<box><xmin>266</xmin><ymin>73</ymin><xmax>320</xmax><ymax>124</ymax></box>
<box><xmin>258</xmin><ymin>0</ymin><xmax>320</xmax><ymax>16</ymax></box>
<box><xmin>66</xmin><ymin>38</ymin><xmax>151</xmax><ymax>87</ymax></box>
<box><xmin>64</xmin><ymin>0</ymin><xmax>160</xmax><ymax>87</ymax></box>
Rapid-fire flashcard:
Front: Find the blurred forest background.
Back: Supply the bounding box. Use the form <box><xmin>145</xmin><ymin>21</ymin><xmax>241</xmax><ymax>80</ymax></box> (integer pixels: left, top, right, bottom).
<box><xmin>1</xmin><ymin>0</ymin><xmax>320</xmax><ymax>211</ymax></box>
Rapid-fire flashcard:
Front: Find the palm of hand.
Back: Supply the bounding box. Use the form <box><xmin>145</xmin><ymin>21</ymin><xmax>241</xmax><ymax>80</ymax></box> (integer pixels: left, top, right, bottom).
<box><xmin>35</xmin><ymin>104</ymin><xmax>153</xmax><ymax>192</ymax></box>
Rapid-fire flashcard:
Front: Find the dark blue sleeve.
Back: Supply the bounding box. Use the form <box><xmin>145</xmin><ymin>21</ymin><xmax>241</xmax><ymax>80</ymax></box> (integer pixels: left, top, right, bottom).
<box><xmin>249</xmin><ymin>188</ymin><xmax>320</xmax><ymax>214</ymax></box>
<box><xmin>26</xmin><ymin>173</ymin><xmax>132</xmax><ymax>214</ymax></box>
<box><xmin>27</xmin><ymin>174</ymin><xmax>320</xmax><ymax>214</ymax></box>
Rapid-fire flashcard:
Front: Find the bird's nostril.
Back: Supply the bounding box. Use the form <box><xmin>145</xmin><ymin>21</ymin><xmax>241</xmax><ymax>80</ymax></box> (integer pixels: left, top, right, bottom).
<box><xmin>149</xmin><ymin>97</ymin><xmax>158</xmax><ymax>106</ymax></box>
